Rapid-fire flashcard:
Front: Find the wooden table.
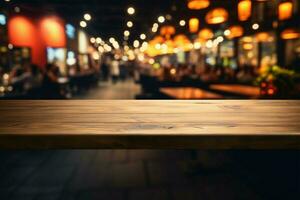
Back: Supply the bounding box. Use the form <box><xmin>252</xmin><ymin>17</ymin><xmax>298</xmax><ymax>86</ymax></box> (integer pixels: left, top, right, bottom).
<box><xmin>210</xmin><ymin>84</ymin><xmax>260</xmax><ymax>98</ymax></box>
<box><xmin>0</xmin><ymin>100</ymin><xmax>299</xmax><ymax>149</ymax></box>
<box><xmin>160</xmin><ymin>87</ymin><xmax>223</xmax><ymax>99</ymax></box>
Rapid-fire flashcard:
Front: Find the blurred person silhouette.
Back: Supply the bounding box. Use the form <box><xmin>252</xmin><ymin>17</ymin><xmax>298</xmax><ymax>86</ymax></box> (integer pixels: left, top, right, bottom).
<box><xmin>237</xmin><ymin>65</ymin><xmax>255</xmax><ymax>84</ymax></box>
<box><xmin>101</xmin><ymin>61</ymin><xmax>110</xmax><ymax>81</ymax></box>
<box><xmin>0</xmin><ymin>68</ymin><xmax>3</xmax><ymax>84</ymax></box>
<box><xmin>24</xmin><ymin>64</ymin><xmax>44</xmax><ymax>98</ymax></box>
<box><xmin>119</xmin><ymin>61</ymin><xmax>128</xmax><ymax>81</ymax></box>
<box><xmin>42</xmin><ymin>63</ymin><xmax>61</xmax><ymax>99</ymax></box>
<box><xmin>110</xmin><ymin>59</ymin><xmax>120</xmax><ymax>84</ymax></box>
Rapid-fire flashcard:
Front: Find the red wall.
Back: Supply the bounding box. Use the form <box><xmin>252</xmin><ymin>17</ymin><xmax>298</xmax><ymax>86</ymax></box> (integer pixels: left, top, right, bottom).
<box><xmin>8</xmin><ymin>15</ymin><xmax>66</xmax><ymax>68</ymax></box>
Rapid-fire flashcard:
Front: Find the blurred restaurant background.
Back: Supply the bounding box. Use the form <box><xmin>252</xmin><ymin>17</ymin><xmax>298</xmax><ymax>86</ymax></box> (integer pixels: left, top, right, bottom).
<box><xmin>0</xmin><ymin>0</ymin><xmax>300</xmax><ymax>100</ymax></box>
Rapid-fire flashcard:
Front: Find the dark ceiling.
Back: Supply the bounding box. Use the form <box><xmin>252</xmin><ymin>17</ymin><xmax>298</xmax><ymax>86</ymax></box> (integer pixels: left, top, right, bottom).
<box><xmin>3</xmin><ymin>0</ymin><xmax>250</xmax><ymax>43</ymax></box>
<box><xmin>5</xmin><ymin>0</ymin><xmax>181</xmax><ymax>41</ymax></box>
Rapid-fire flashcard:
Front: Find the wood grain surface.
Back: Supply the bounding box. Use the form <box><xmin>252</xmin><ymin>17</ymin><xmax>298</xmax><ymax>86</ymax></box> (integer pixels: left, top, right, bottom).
<box><xmin>0</xmin><ymin>100</ymin><xmax>299</xmax><ymax>149</ymax></box>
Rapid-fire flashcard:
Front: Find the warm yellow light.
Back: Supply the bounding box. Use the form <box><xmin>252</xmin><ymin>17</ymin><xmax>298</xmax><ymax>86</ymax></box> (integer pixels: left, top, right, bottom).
<box><xmin>127</xmin><ymin>21</ymin><xmax>133</xmax><ymax>28</ymax></box>
<box><xmin>90</xmin><ymin>37</ymin><xmax>96</xmax><ymax>43</ymax></box>
<box><xmin>158</xmin><ymin>16</ymin><xmax>165</xmax><ymax>23</ymax></box>
<box><xmin>133</xmin><ymin>40</ymin><xmax>140</xmax><ymax>48</ymax></box>
<box><xmin>252</xmin><ymin>23</ymin><xmax>259</xmax><ymax>30</ymax></box>
<box><xmin>278</xmin><ymin>1</ymin><xmax>293</xmax><ymax>20</ymax></box>
<box><xmin>193</xmin><ymin>42</ymin><xmax>201</xmax><ymax>49</ymax></box>
<box><xmin>124</xmin><ymin>30</ymin><xmax>130</xmax><ymax>37</ymax></box>
<box><xmin>179</xmin><ymin>20</ymin><xmax>186</xmax><ymax>26</ymax></box>
<box><xmin>205</xmin><ymin>8</ymin><xmax>228</xmax><ymax>24</ymax></box>
<box><xmin>109</xmin><ymin>37</ymin><xmax>115</xmax><ymax>43</ymax></box>
<box><xmin>224</xmin><ymin>30</ymin><xmax>231</xmax><ymax>36</ymax></box>
<box><xmin>149</xmin><ymin>58</ymin><xmax>155</xmax><ymax>65</ymax></box>
<box><xmin>140</xmin><ymin>34</ymin><xmax>146</xmax><ymax>40</ymax></box>
<box><xmin>152</xmin><ymin>27</ymin><xmax>158</xmax><ymax>33</ymax></box>
<box><xmin>187</xmin><ymin>0</ymin><xmax>210</xmax><ymax>10</ymax></box>
<box><xmin>189</xmin><ymin>18</ymin><xmax>199</xmax><ymax>33</ymax></box>
<box><xmin>80</xmin><ymin>21</ymin><xmax>87</xmax><ymax>28</ymax></box>
<box><xmin>242</xmin><ymin>36</ymin><xmax>253</xmax><ymax>43</ymax></box>
<box><xmin>98</xmin><ymin>46</ymin><xmax>104</xmax><ymax>53</ymax></box>
<box><xmin>281</xmin><ymin>29</ymin><xmax>300</xmax><ymax>40</ymax></box>
<box><xmin>170</xmin><ymin>68</ymin><xmax>176</xmax><ymax>75</ymax></box>
<box><xmin>243</xmin><ymin>43</ymin><xmax>253</xmax><ymax>50</ymax></box>
<box><xmin>155</xmin><ymin>43</ymin><xmax>161</xmax><ymax>50</ymax></box>
<box><xmin>127</xmin><ymin>7</ymin><xmax>135</xmax><ymax>15</ymax></box>
<box><xmin>96</xmin><ymin>37</ymin><xmax>102</xmax><ymax>43</ymax></box>
<box><xmin>84</xmin><ymin>14</ymin><xmax>92</xmax><ymax>21</ymax></box>
<box><xmin>238</xmin><ymin>0</ymin><xmax>252</xmax><ymax>21</ymax></box>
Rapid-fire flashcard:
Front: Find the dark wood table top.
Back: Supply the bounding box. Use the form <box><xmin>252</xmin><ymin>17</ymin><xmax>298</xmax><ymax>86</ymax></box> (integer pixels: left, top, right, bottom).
<box><xmin>160</xmin><ymin>87</ymin><xmax>223</xmax><ymax>99</ymax></box>
<box><xmin>0</xmin><ymin>100</ymin><xmax>299</xmax><ymax>149</ymax></box>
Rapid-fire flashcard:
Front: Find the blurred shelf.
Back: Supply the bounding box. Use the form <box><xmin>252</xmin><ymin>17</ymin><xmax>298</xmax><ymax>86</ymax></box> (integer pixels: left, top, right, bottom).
<box><xmin>0</xmin><ymin>100</ymin><xmax>299</xmax><ymax>149</ymax></box>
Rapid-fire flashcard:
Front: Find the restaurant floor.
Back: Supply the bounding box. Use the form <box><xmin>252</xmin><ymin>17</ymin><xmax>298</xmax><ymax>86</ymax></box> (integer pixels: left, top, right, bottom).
<box><xmin>74</xmin><ymin>79</ymin><xmax>141</xmax><ymax>99</ymax></box>
<box><xmin>0</xmin><ymin>150</ymin><xmax>299</xmax><ymax>200</ymax></box>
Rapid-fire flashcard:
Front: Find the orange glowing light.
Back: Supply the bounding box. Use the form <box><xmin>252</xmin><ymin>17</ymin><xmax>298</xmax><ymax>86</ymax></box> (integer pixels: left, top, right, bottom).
<box><xmin>160</xmin><ymin>25</ymin><xmax>175</xmax><ymax>39</ymax></box>
<box><xmin>174</xmin><ymin>34</ymin><xmax>192</xmax><ymax>51</ymax></box>
<box><xmin>205</xmin><ymin>8</ymin><xmax>228</xmax><ymax>24</ymax></box>
<box><xmin>187</xmin><ymin>0</ymin><xmax>210</xmax><ymax>10</ymax></box>
<box><xmin>238</xmin><ymin>0</ymin><xmax>252</xmax><ymax>21</ymax></box>
<box><xmin>39</xmin><ymin>17</ymin><xmax>66</xmax><ymax>47</ymax></box>
<box><xmin>243</xmin><ymin>43</ymin><xmax>253</xmax><ymax>50</ymax></box>
<box><xmin>198</xmin><ymin>28</ymin><xmax>214</xmax><ymax>41</ymax></box>
<box><xmin>170</xmin><ymin>68</ymin><xmax>177</xmax><ymax>75</ymax></box>
<box><xmin>261</xmin><ymin>82</ymin><xmax>267</xmax><ymax>88</ymax></box>
<box><xmin>227</xmin><ymin>25</ymin><xmax>244</xmax><ymax>39</ymax></box>
<box><xmin>256</xmin><ymin>32</ymin><xmax>273</xmax><ymax>42</ymax></box>
<box><xmin>268</xmin><ymin>88</ymin><xmax>275</xmax><ymax>95</ymax></box>
<box><xmin>8</xmin><ymin>16</ymin><xmax>37</xmax><ymax>47</ymax></box>
<box><xmin>152</xmin><ymin>36</ymin><xmax>165</xmax><ymax>43</ymax></box>
<box><xmin>281</xmin><ymin>29</ymin><xmax>300</xmax><ymax>40</ymax></box>
<box><xmin>278</xmin><ymin>1</ymin><xmax>293</xmax><ymax>20</ymax></box>
<box><xmin>189</xmin><ymin>18</ymin><xmax>199</xmax><ymax>33</ymax></box>
<box><xmin>174</xmin><ymin>34</ymin><xmax>190</xmax><ymax>45</ymax></box>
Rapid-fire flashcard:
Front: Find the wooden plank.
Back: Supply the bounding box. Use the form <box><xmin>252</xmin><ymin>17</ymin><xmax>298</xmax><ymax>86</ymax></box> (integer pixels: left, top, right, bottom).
<box><xmin>0</xmin><ymin>100</ymin><xmax>299</xmax><ymax>149</ymax></box>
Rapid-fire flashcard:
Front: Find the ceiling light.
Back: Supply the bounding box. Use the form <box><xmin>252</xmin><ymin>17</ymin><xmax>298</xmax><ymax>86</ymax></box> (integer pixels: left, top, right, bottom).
<box><xmin>133</xmin><ymin>40</ymin><xmax>140</xmax><ymax>48</ymax></box>
<box><xmin>152</xmin><ymin>27</ymin><xmax>158</xmax><ymax>33</ymax></box>
<box><xmin>84</xmin><ymin>13</ymin><xmax>92</xmax><ymax>21</ymax></box>
<box><xmin>109</xmin><ymin>37</ymin><xmax>116</xmax><ymax>44</ymax></box>
<box><xmin>80</xmin><ymin>21</ymin><xmax>87</xmax><ymax>28</ymax></box>
<box><xmin>124</xmin><ymin>30</ymin><xmax>130</xmax><ymax>37</ymax></box>
<box><xmin>90</xmin><ymin>37</ymin><xmax>96</xmax><ymax>43</ymax></box>
<box><xmin>96</xmin><ymin>37</ymin><xmax>102</xmax><ymax>43</ymax></box>
<box><xmin>158</xmin><ymin>16</ymin><xmax>165</xmax><ymax>23</ymax></box>
<box><xmin>127</xmin><ymin>21</ymin><xmax>133</xmax><ymax>28</ymax></box>
<box><xmin>224</xmin><ymin>29</ymin><xmax>231</xmax><ymax>36</ymax></box>
<box><xmin>140</xmin><ymin>34</ymin><xmax>146</xmax><ymax>40</ymax></box>
<box><xmin>127</xmin><ymin>7</ymin><xmax>135</xmax><ymax>15</ymax></box>
<box><xmin>252</xmin><ymin>23</ymin><xmax>259</xmax><ymax>30</ymax></box>
<box><xmin>179</xmin><ymin>20</ymin><xmax>186</xmax><ymax>26</ymax></box>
